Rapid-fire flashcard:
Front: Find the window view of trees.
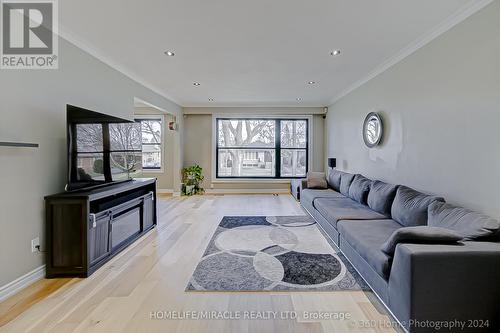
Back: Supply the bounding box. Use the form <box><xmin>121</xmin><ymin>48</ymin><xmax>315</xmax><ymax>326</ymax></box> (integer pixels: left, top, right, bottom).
<box><xmin>75</xmin><ymin>119</ymin><xmax>162</xmax><ymax>181</ymax></box>
<box><xmin>137</xmin><ymin>119</ymin><xmax>162</xmax><ymax>169</ymax></box>
<box><xmin>75</xmin><ymin>123</ymin><xmax>142</xmax><ymax>181</ymax></box>
<box><xmin>280</xmin><ymin>120</ymin><xmax>307</xmax><ymax>177</ymax></box>
<box><xmin>109</xmin><ymin>123</ymin><xmax>142</xmax><ymax>179</ymax></box>
<box><xmin>218</xmin><ymin>120</ymin><xmax>275</xmax><ymax>177</ymax></box>
<box><xmin>75</xmin><ymin>124</ymin><xmax>105</xmax><ymax>180</ymax></box>
<box><xmin>216</xmin><ymin>119</ymin><xmax>308</xmax><ymax>178</ymax></box>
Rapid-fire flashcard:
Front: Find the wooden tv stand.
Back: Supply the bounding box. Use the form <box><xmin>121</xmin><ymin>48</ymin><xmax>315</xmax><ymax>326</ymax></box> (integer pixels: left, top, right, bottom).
<box><xmin>45</xmin><ymin>178</ymin><xmax>157</xmax><ymax>278</ymax></box>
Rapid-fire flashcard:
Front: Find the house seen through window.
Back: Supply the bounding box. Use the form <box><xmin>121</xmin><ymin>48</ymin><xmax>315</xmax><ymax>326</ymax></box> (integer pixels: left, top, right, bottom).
<box><xmin>216</xmin><ymin>118</ymin><xmax>308</xmax><ymax>178</ymax></box>
<box><xmin>136</xmin><ymin>118</ymin><xmax>162</xmax><ymax>170</ymax></box>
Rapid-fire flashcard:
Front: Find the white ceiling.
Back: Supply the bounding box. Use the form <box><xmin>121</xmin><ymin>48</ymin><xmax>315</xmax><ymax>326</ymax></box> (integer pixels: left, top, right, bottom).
<box><xmin>60</xmin><ymin>0</ymin><xmax>479</xmax><ymax>107</ymax></box>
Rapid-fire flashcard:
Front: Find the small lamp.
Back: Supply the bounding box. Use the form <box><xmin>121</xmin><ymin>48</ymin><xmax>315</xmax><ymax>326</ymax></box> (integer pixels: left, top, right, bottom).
<box><xmin>328</xmin><ymin>158</ymin><xmax>337</xmax><ymax>169</ymax></box>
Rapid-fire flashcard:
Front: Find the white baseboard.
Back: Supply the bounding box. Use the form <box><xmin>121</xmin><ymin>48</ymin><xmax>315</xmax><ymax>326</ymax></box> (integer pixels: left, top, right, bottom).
<box><xmin>0</xmin><ymin>265</ymin><xmax>45</xmax><ymax>302</ymax></box>
<box><xmin>205</xmin><ymin>188</ymin><xmax>290</xmax><ymax>195</ymax></box>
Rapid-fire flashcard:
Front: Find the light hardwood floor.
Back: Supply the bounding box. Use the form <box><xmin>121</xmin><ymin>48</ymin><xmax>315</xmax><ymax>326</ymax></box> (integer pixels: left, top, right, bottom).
<box><xmin>0</xmin><ymin>194</ymin><xmax>399</xmax><ymax>333</ymax></box>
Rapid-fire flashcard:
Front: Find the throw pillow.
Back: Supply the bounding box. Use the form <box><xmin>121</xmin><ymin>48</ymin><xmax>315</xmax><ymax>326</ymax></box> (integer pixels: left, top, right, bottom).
<box><xmin>367</xmin><ymin>181</ymin><xmax>398</xmax><ymax>217</ymax></box>
<box><xmin>306</xmin><ymin>172</ymin><xmax>327</xmax><ymax>189</ymax></box>
<box><xmin>428</xmin><ymin>201</ymin><xmax>500</xmax><ymax>240</ymax></box>
<box><xmin>381</xmin><ymin>226</ymin><xmax>464</xmax><ymax>256</ymax></box>
<box><xmin>391</xmin><ymin>186</ymin><xmax>444</xmax><ymax>227</ymax></box>
<box><xmin>327</xmin><ymin>169</ymin><xmax>342</xmax><ymax>192</ymax></box>
<box><xmin>348</xmin><ymin>174</ymin><xmax>372</xmax><ymax>204</ymax></box>
<box><xmin>339</xmin><ymin>172</ymin><xmax>355</xmax><ymax>196</ymax></box>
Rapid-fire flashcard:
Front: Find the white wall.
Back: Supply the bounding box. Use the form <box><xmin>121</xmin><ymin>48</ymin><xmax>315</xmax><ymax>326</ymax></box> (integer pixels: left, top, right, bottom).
<box><xmin>327</xmin><ymin>2</ymin><xmax>500</xmax><ymax>218</ymax></box>
<box><xmin>0</xmin><ymin>37</ymin><xmax>181</xmax><ymax>287</ymax></box>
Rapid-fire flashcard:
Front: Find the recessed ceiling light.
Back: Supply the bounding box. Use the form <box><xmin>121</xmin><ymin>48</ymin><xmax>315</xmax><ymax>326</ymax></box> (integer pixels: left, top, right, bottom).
<box><xmin>193</xmin><ymin>82</ymin><xmax>201</xmax><ymax>86</ymax></box>
<box><xmin>296</xmin><ymin>97</ymin><xmax>302</xmax><ymax>101</ymax></box>
<box><xmin>308</xmin><ymin>81</ymin><xmax>316</xmax><ymax>85</ymax></box>
<box><xmin>208</xmin><ymin>98</ymin><xmax>214</xmax><ymax>102</ymax></box>
<box><xmin>330</xmin><ymin>50</ymin><xmax>341</xmax><ymax>56</ymax></box>
<box><xmin>164</xmin><ymin>51</ymin><xmax>175</xmax><ymax>56</ymax></box>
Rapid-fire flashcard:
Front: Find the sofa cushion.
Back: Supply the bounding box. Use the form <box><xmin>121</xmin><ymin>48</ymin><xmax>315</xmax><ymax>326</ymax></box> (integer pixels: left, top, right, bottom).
<box><xmin>306</xmin><ymin>172</ymin><xmax>327</xmax><ymax>189</ymax></box>
<box><xmin>338</xmin><ymin>219</ymin><xmax>401</xmax><ymax>279</ymax></box>
<box><xmin>381</xmin><ymin>226</ymin><xmax>464</xmax><ymax>256</ymax></box>
<box><xmin>300</xmin><ymin>189</ymin><xmax>344</xmax><ymax>207</ymax></box>
<box><xmin>368</xmin><ymin>181</ymin><xmax>398</xmax><ymax>217</ymax></box>
<box><xmin>428</xmin><ymin>201</ymin><xmax>500</xmax><ymax>240</ymax></box>
<box><xmin>348</xmin><ymin>174</ymin><xmax>372</xmax><ymax>204</ymax></box>
<box><xmin>391</xmin><ymin>186</ymin><xmax>444</xmax><ymax>227</ymax></box>
<box><xmin>327</xmin><ymin>169</ymin><xmax>342</xmax><ymax>192</ymax></box>
<box><xmin>339</xmin><ymin>172</ymin><xmax>355</xmax><ymax>196</ymax></box>
<box><xmin>314</xmin><ymin>197</ymin><xmax>388</xmax><ymax>229</ymax></box>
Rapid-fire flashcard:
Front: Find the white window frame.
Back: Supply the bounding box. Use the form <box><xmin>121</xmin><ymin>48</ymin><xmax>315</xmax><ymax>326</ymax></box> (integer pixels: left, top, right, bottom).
<box><xmin>135</xmin><ymin>114</ymin><xmax>165</xmax><ymax>173</ymax></box>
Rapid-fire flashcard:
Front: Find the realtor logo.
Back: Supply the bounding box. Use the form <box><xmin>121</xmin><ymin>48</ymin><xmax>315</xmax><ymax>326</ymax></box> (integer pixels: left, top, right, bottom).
<box><xmin>1</xmin><ymin>0</ymin><xmax>58</xmax><ymax>69</ymax></box>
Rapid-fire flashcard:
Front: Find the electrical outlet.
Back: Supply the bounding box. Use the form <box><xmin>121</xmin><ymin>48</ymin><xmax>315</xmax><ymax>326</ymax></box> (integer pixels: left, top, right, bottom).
<box><xmin>31</xmin><ymin>237</ymin><xmax>40</xmax><ymax>253</ymax></box>
<box><xmin>210</xmin><ymin>183</ymin><xmax>214</xmax><ymax>189</ymax></box>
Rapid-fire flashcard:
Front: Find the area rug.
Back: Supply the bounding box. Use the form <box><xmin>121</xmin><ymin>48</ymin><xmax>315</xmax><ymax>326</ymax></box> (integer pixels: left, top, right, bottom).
<box><xmin>186</xmin><ymin>216</ymin><xmax>370</xmax><ymax>291</ymax></box>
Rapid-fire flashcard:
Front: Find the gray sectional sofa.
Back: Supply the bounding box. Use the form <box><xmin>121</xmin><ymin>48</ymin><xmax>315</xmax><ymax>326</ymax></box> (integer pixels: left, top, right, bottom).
<box><xmin>300</xmin><ymin>170</ymin><xmax>500</xmax><ymax>333</ymax></box>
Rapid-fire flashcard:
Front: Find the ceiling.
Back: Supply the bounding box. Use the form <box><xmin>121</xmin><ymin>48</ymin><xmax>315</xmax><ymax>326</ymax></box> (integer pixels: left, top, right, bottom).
<box><xmin>60</xmin><ymin>0</ymin><xmax>479</xmax><ymax>107</ymax></box>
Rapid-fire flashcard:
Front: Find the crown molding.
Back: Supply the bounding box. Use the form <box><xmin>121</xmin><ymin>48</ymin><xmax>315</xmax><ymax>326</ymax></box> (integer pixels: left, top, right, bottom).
<box><xmin>328</xmin><ymin>0</ymin><xmax>494</xmax><ymax>106</ymax></box>
<box><xmin>183</xmin><ymin>106</ymin><xmax>325</xmax><ymax>115</ymax></box>
<box><xmin>58</xmin><ymin>26</ymin><xmax>182</xmax><ymax>107</ymax></box>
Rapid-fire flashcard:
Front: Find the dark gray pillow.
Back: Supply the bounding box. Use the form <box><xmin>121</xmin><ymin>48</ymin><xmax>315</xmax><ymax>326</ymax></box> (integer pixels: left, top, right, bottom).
<box><xmin>339</xmin><ymin>172</ymin><xmax>355</xmax><ymax>196</ymax></box>
<box><xmin>391</xmin><ymin>186</ymin><xmax>444</xmax><ymax>227</ymax></box>
<box><xmin>368</xmin><ymin>181</ymin><xmax>398</xmax><ymax>217</ymax></box>
<box><xmin>428</xmin><ymin>201</ymin><xmax>500</xmax><ymax>241</ymax></box>
<box><xmin>381</xmin><ymin>226</ymin><xmax>463</xmax><ymax>256</ymax></box>
<box><xmin>327</xmin><ymin>169</ymin><xmax>342</xmax><ymax>192</ymax></box>
<box><xmin>306</xmin><ymin>172</ymin><xmax>327</xmax><ymax>189</ymax></box>
<box><xmin>348</xmin><ymin>174</ymin><xmax>371</xmax><ymax>204</ymax></box>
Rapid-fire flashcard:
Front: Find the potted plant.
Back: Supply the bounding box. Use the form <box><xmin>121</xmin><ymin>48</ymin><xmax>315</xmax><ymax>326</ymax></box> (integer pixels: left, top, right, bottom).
<box><xmin>181</xmin><ymin>165</ymin><xmax>205</xmax><ymax>196</ymax></box>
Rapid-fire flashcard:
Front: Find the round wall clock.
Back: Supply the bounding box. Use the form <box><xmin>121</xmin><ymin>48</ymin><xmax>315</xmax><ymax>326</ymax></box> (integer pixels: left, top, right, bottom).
<box><xmin>362</xmin><ymin>112</ymin><xmax>383</xmax><ymax>148</ymax></box>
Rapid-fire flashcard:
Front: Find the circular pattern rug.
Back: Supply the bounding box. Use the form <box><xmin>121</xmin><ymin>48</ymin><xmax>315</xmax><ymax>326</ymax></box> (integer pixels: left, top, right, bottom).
<box><xmin>186</xmin><ymin>216</ymin><xmax>369</xmax><ymax>291</ymax></box>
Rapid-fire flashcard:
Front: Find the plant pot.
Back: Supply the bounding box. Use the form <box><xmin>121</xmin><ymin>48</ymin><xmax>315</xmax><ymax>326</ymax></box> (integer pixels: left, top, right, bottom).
<box><xmin>186</xmin><ymin>185</ymin><xmax>195</xmax><ymax>195</ymax></box>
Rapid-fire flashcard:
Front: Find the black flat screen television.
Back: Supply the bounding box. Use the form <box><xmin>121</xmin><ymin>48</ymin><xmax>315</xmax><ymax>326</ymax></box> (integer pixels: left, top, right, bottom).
<box><xmin>66</xmin><ymin>105</ymin><xmax>142</xmax><ymax>191</ymax></box>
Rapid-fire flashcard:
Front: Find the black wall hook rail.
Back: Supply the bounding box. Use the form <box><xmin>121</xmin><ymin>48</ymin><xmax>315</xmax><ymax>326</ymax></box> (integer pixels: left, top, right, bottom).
<box><xmin>0</xmin><ymin>141</ymin><xmax>39</xmax><ymax>148</ymax></box>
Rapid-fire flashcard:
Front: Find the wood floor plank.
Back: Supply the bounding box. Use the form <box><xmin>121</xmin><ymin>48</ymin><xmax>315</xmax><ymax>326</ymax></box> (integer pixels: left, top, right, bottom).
<box><xmin>0</xmin><ymin>278</ymin><xmax>74</xmax><ymax>327</ymax></box>
<box><xmin>0</xmin><ymin>194</ymin><xmax>398</xmax><ymax>333</ymax></box>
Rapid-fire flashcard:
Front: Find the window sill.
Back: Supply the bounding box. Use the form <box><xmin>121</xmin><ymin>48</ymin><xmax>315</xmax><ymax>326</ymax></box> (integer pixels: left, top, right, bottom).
<box><xmin>142</xmin><ymin>169</ymin><xmax>164</xmax><ymax>174</ymax></box>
